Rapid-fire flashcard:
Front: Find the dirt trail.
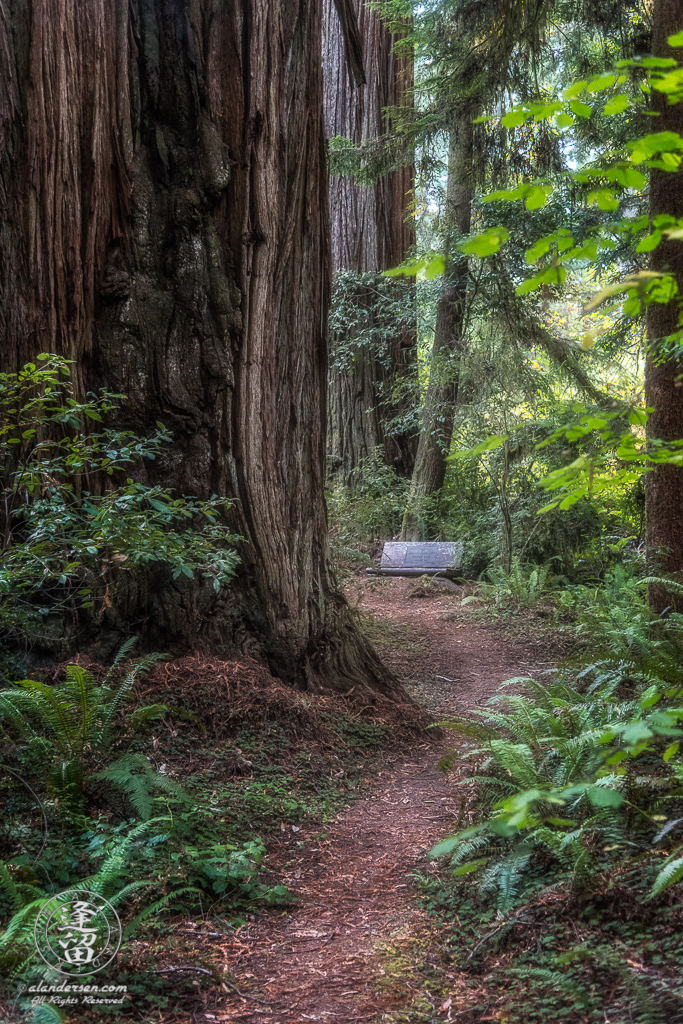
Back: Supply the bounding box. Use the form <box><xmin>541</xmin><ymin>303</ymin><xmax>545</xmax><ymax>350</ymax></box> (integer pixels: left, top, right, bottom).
<box><xmin>214</xmin><ymin>579</ymin><xmax>553</xmax><ymax>1023</ymax></box>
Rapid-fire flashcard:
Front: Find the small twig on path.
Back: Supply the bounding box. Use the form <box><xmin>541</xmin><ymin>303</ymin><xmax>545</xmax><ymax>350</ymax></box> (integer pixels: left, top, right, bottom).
<box><xmin>151</xmin><ymin>968</ymin><xmax>274</xmax><ymax>1006</ymax></box>
<box><xmin>221</xmin><ymin>980</ymin><xmax>275</xmax><ymax>1005</ymax></box>
<box><xmin>467</xmin><ymin>925</ymin><xmax>504</xmax><ymax>960</ymax></box>
<box><xmin>177</xmin><ymin>930</ymin><xmax>225</xmax><ymax>938</ymax></box>
<box><xmin>152</xmin><ymin>967</ymin><xmax>214</xmax><ymax>977</ymax></box>
<box><xmin>468</xmin><ymin>912</ymin><xmax>528</xmax><ymax>960</ymax></box>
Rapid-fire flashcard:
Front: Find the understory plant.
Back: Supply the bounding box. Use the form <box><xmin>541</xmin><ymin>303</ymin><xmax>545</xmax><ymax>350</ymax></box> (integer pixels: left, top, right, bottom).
<box><xmin>433</xmin><ymin>611</ymin><xmax>683</xmax><ymax>909</ymax></box>
<box><xmin>0</xmin><ymin>641</ymin><xmax>191</xmax><ymax>819</ymax></box>
<box><xmin>0</xmin><ymin>818</ymin><xmax>286</xmax><ymax>1014</ymax></box>
<box><xmin>327</xmin><ymin>448</ymin><xmax>410</xmax><ymax>542</ymax></box>
<box><xmin>478</xmin><ymin>556</ymin><xmax>558</xmax><ymax>609</ymax></box>
<box><xmin>423</xmin><ymin>630</ymin><xmax>683</xmax><ymax>1023</ymax></box>
<box><xmin>0</xmin><ymin>651</ymin><xmax>290</xmax><ymax>1003</ymax></box>
<box><xmin>0</xmin><ymin>819</ymin><xmax>160</xmax><ymax>986</ymax></box>
<box><xmin>0</xmin><ymin>355</ymin><xmax>239</xmax><ymax>650</ymax></box>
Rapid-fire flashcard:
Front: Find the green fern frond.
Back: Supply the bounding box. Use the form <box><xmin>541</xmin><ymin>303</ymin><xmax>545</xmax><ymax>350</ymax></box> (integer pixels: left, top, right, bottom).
<box><xmin>437</xmin><ymin>718</ymin><xmax>497</xmax><ymax>741</ymax></box>
<box><xmin>0</xmin><ymin>897</ymin><xmax>50</xmax><ymax>952</ymax></box>
<box><xmin>128</xmin><ymin>703</ymin><xmax>171</xmax><ymax>728</ymax></box>
<box><xmin>93</xmin><ymin>753</ymin><xmax>156</xmax><ymax>819</ymax></box>
<box><xmin>122</xmin><ymin>886</ymin><xmax>202</xmax><ymax>937</ymax></box>
<box><xmin>0</xmin><ymin>861</ymin><xmax>22</xmax><ymax>910</ymax></box>
<box><xmin>449</xmin><ymin>834</ymin><xmax>498</xmax><ymax>865</ymax></box>
<box><xmin>63</xmin><ymin>665</ymin><xmax>97</xmax><ymax>742</ymax></box>
<box><xmin>640</xmin><ymin>576</ymin><xmax>683</xmax><ymax>595</ymax></box>
<box><xmin>93</xmin><ymin>754</ymin><xmax>191</xmax><ymax>820</ymax></box>
<box><xmin>104</xmin><ymin>636</ymin><xmax>139</xmax><ymax>677</ymax></box>
<box><xmin>97</xmin><ymin>652</ymin><xmax>166</xmax><ymax>747</ymax></box>
<box><xmin>28</xmin><ymin>1005</ymin><xmax>66</xmax><ymax>1024</ymax></box>
<box><xmin>10</xmin><ymin>680</ymin><xmax>74</xmax><ymax>749</ymax></box>
<box><xmin>99</xmin><ymin>880</ymin><xmax>154</xmax><ymax>906</ymax></box>
<box><xmin>0</xmin><ymin>692</ymin><xmax>41</xmax><ymax>741</ymax></box>
<box><xmin>648</xmin><ymin>853</ymin><xmax>683</xmax><ymax>898</ymax></box>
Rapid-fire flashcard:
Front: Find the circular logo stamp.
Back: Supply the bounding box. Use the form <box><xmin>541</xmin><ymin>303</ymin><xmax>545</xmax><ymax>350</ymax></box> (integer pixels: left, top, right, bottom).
<box><xmin>33</xmin><ymin>889</ymin><xmax>121</xmax><ymax>977</ymax></box>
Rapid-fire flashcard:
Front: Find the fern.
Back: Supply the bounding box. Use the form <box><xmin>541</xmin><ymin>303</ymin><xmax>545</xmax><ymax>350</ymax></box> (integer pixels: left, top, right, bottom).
<box><xmin>94</xmin><ymin>753</ymin><xmax>192</xmax><ymax>820</ymax></box>
<box><xmin>0</xmin><ymin>644</ymin><xmax>175</xmax><ymax>820</ymax></box>
<box><xmin>432</xmin><ymin>657</ymin><xmax>683</xmax><ymax>907</ymax></box>
<box><xmin>639</xmin><ymin>576</ymin><xmax>683</xmax><ymax>595</ymax></box>
<box><xmin>0</xmin><ymin>819</ymin><xmax>161</xmax><ymax>981</ymax></box>
<box><xmin>648</xmin><ymin>852</ymin><xmax>683</xmax><ymax>898</ymax></box>
<box><xmin>507</xmin><ymin>961</ymin><xmax>595</xmax><ymax>1007</ymax></box>
<box><xmin>479</xmin><ymin>556</ymin><xmax>557</xmax><ymax>608</ymax></box>
<box><xmin>27</xmin><ymin>1005</ymin><xmax>65</xmax><ymax>1024</ymax></box>
<box><xmin>95</xmin><ymin>651</ymin><xmax>166</xmax><ymax>749</ymax></box>
<box><xmin>122</xmin><ymin>886</ymin><xmax>202</xmax><ymax>938</ymax></box>
<box><xmin>559</xmin><ymin>945</ymin><xmax>671</xmax><ymax>1024</ymax></box>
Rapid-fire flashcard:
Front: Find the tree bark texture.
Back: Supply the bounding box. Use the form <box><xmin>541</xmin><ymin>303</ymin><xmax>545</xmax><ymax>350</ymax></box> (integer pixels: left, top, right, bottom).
<box><xmin>323</xmin><ymin>0</ymin><xmax>416</xmax><ymax>485</ymax></box>
<box><xmin>646</xmin><ymin>0</ymin><xmax>683</xmax><ymax>612</ymax></box>
<box><xmin>0</xmin><ymin>0</ymin><xmax>403</xmax><ymax>700</ymax></box>
<box><xmin>402</xmin><ymin>118</ymin><xmax>473</xmax><ymax>541</ymax></box>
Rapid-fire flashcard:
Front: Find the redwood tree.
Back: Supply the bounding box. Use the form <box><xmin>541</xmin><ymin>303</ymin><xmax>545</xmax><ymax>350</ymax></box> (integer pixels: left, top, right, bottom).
<box><xmin>646</xmin><ymin>0</ymin><xmax>683</xmax><ymax>612</ymax></box>
<box><xmin>401</xmin><ymin>118</ymin><xmax>474</xmax><ymax>540</ymax></box>
<box><xmin>0</xmin><ymin>0</ymin><xmax>403</xmax><ymax>699</ymax></box>
<box><xmin>323</xmin><ymin>0</ymin><xmax>416</xmax><ymax>484</ymax></box>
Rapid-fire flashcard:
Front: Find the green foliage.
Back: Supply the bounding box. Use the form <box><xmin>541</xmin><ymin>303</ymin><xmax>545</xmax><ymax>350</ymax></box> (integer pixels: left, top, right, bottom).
<box><xmin>328</xmin><ymin>272</ymin><xmax>417</xmax><ymax>374</ymax></box>
<box><xmin>419</xmin><ymin>853</ymin><xmax>683</xmax><ymax>1023</ymax></box>
<box><xmin>332</xmin><ymin>6</ymin><xmax>683</xmax><ymax>1021</ymax></box>
<box><xmin>536</xmin><ymin>403</ymin><xmax>683</xmax><ymax>512</ymax></box>
<box><xmin>0</xmin><ymin>818</ymin><xmax>158</xmax><ymax>984</ymax></box>
<box><xmin>0</xmin><ymin>645</ymin><xmax>185</xmax><ymax>818</ymax></box>
<box><xmin>378</xmin><ymin>20</ymin><xmax>683</xmax><ymax>537</ymax></box>
<box><xmin>327</xmin><ymin>134</ymin><xmax>407</xmax><ymax>185</ymax></box>
<box><xmin>433</xmin><ymin>608</ymin><xmax>683</xmax><ymax>905</ymax></box>
<box><xmin>479</xmin><ymin>557</ymin><xmax>557</xmax><ymax>609</ymax></box>
<box><xmin>0</xmin><ymin>356</ymin><xmax>239</xmax><ymax>646</ymax></box>
<box><xmin>26</xmin><ymin>1006</ymin><xmax>65</xmax><ymax>1024</ymax></box>
<box><xmin>327</xmin><ymin>449</ymin><xmax>409</xmax><ymax>542</ymax></box>
<box><xmin>0</xmin><ymin>694</ymin><xmax>391</xmax><ymax>1006</ymax></box>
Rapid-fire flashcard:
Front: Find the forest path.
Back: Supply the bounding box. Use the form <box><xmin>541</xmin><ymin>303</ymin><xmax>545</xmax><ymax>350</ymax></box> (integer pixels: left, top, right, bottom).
<box><xmin>216</xmin><ymin>578</ymin><xmax>553</xmax><ymax>1023</ymax></box>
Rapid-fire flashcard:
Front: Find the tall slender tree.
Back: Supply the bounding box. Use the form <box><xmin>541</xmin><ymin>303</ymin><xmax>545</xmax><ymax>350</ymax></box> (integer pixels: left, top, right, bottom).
<box><xmin>646</xmin><ymin>0</ymin><xmax>683</xmax><ymax>612</ymax></box>
<box><xmin>401</xmin><ymin>118</ymin><xmax>474</xmax><ymax>540</ymax></box>
<box><xmin>0</xmin><ymin>0</ymin><xmax>403</xmax><ymax>700</ymax></box>
<box><xmin>397</xmin><ymin>0</ymin><xmax>557</xmax><ymax>540</ymax></box>
<box><xmin>323</xmin><ymin>0</ymin><xmax>416</xmax><ymax>485</ymax></box>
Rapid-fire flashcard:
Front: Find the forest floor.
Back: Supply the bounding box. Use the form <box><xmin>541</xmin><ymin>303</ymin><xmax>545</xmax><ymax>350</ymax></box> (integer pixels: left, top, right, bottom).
<box><xmin>204</xmin><ymin>575</ymin><xmax>566</xmax><ymax>1024</ymax></box>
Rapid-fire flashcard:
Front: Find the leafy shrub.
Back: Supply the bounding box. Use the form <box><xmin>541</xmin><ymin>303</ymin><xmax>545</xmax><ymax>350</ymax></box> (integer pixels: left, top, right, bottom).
<box><xmin>174</xmin><ymin>836</ymin><xmax>287</xmax><ymax>906</ymax></box>
<box><xmin>0</xmin><ymin>814</ymin><xmax>286</xmax><ymax>994</ymax></box>
<box><xmin>433</xmin><ymin>649</ymin><xmax>683</xmax><ymax>910</ymax></box>
<box><xmin>328</xmin><ymin>271</ymin><xmax>417</xmax><ymax>374</ymax></box>
<box><xmin>571</xmin><ymin>567</ymin><xmax>683</xmax><ymax>665</ymax></box>
<box><xmin>0</xmin><ymin>355</ymin><xmax>239</xmax><ymax>650</ymax></box>
<box><xmin>327</xmin><ymin>448</ymin><xmax>409</xmax><ymax>542</ymax></box>
<box><xmin>478</xmin><ymin>556</ymin><xmax>558</xmax><ymax>608</ymax></box>
<box><xmin>0</xmin><ymin>818</ymin><xmax>160</xmax><ymax>985</ymax></box>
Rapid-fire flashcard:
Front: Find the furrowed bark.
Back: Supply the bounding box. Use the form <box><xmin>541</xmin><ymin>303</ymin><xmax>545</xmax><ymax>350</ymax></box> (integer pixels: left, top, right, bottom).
<box><xmin>646</xmin><ymin>0</ymin><xmax>683</xmax><ymax>613</ymax></box>
<box><xmin>401</xmin><ymin>118</ymin><xmax>473</xmax><ymax>541</ymax></box>
<box><xmin>324</xmin><ymin>0</ymin><xmax>416</xmax><ymax>487</ymax></box>
<box><xmin>0</xmin><ymin>0</ymin><xmax>405</xmax><ymax>701</ymax></box>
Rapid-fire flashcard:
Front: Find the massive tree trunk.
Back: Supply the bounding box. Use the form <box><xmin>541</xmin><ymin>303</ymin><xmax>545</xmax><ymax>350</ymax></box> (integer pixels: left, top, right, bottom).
<box><xmin>401</xmin><ymin>117</ymin><xmax>473</xmax><ymax>541</ymax></box>
<box><xmin>323</xmin><ymin>0</ymin><xmax>416</xmax><ymax>486</ymax></box>
<box><xmin>646</xmin><ymin>0</ymin><xmax>683</xmax><ymax>613</ymax></box>
<box><xmin>0</xmin><ymin>0</ymin><xmax>404</xmax><ymax>700</ymax></box>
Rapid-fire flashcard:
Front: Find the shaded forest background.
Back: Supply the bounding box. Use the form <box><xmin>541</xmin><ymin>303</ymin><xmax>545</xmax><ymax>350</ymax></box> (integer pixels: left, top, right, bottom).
<box><xmin>3</xmin><ymin>1</ymin><xmax>683</xmax><ymax>1022</ymax></box>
